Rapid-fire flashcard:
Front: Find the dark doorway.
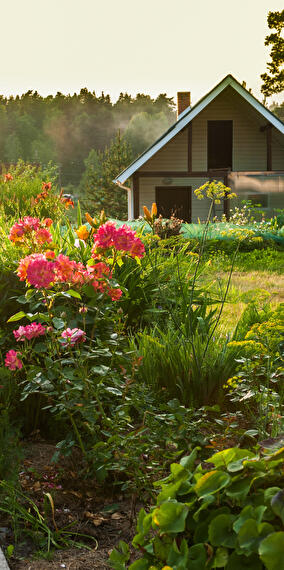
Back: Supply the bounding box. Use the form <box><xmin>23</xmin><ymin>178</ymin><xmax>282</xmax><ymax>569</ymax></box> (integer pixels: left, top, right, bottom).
<box><xmin>208</xmin><ymin>120</ymin><xmax>233</xmax><ymax>170</ymax></box>
<box><xmin>155</xmin><ymin>186</ymin><xmax>191</xmax><ymax>221</ymax></box>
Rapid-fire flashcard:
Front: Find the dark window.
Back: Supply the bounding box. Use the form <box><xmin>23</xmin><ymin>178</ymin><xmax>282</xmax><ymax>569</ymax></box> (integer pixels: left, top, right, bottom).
<box><xmin>155</xmin><ymin>187</ymin><xmax>191</xmax><ymax>222</ymax></box>
<box><xmin>247</xmin><ymin>194</ymin><xmax>269</xmax><ymax>208</ymax></box>
<box><xmin>208</xmin><ymin>120</ymin><xmax>233</xmax><ymax>170</ymax></box>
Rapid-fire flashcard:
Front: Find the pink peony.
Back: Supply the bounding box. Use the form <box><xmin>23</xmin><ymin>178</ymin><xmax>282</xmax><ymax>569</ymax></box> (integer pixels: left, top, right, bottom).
<box><xmin>5</xmin><ymin>350</ymin><xmax>23</xmax><ymax>370</ymax></box>
<box><xmin>26</xmin><ymin>257</ymin><xmax>55</xmax><ymax>289</ymax></box>
<box><xmin>13</xmin><ymin>322</ymin><xmax>46</xmax><ymax>342</ymax></box>
<box><xmin>61</xmin><ymin>328</ymin><xmax>86</xmax><ymax>347</ymax></box>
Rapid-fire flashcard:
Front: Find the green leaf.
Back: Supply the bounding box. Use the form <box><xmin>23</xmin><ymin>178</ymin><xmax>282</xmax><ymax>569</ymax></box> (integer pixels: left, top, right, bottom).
<box><xmin>212</xmin><ymin>547</ymin><xmax>229</xmax><ymax>568</ymax></box>
<box><xmin>129</xmin><ymin>560</ymin><xmax>152</xmax><ymax>569</ymax></box>
<box><xmin>152</xmin><ymin>500</ymin><xmax>188</xmax><ymax>533</ymax></box>
<box><xmin>237</xmin><ymin>519</ymin><xmax>274</xmax><ymax>554</ymax></box>
<box><xmin>7</xmin><ymin>311</ymin><xmax>27</xmax><ymax>323</ymax></box>
<box><xmin>52</xmin><ymin>317</ymin><xmax>65</xmax><ymax>329</ymax></box>
<box><xmin>226</xmin><ymin>552</ymin><xmax>263</xmax><ymax>570</ymax></box>
<box><xmin>109</xmin><ymin>540</ymin><xmax>130</xmax><ymax>569</ymax></box>
<box><xmin>207</xmin><ymin>448</ymin><xmax>255</xmax><ymax>468</ymax></box>
<box><xmin>259</xmin><ymin>532</ymin><xmax>284</xmax><ymax>570</ymax></box>
<box><xmin>65</xmin><ymin>289</ymin><xmax>82</xmax><ymax>299</ymax></box>
<box><xmin>187</xmin><ymin>543</ymin><xmax>207</xmax><ymax>570</ymax></box>
<box><xmin>233</xmin><ymin>505</ymin><xmax>266</xmax><ymax>533</ymax></box>
<box><xmin>208</xmin><ymin>514</ymin><xmax>237</xmax><ymax>548</ymax></box>
<box><xmin>167</xmin><ymin>538</ymin><xmax>189</xmax><ymax>568</ymax></box>
<box><xmin>194</xmin><ymin>470</ymin><xmax>231</xmax><ymax>498</ymax></box>
<box><xmin>271</xmin><ymin>490</ymin><xmax>284</xmax><ymax>524</ymax></box>
<box><xmin>226</xmin><ymin>477</ymin><xmax>251</xmax><ymax>501</ymax></box>
<box><xmin>180</xmin><ymin>447</ymin><xmax>200</xmax><ymax>470</ymax></box>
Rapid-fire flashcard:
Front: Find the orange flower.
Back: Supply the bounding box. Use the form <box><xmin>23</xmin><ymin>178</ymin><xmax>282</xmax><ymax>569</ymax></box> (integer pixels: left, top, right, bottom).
<box><xmin>76</xmin><ymin>225</ymin><xmax>90</xmax><ymax>240</ymax></box>
<box><xmin>42</xmin><ymin>182</ymin><xmax>52</xmax><ymax>191</ymax></box>
<box><xmin>85</xmin><ymin>212</ymin><xmax>97</xmax><ymax>227</ymax></box>
<box><xmin>4</xmin><ymin>173</ymin><xmax>13</xmax><ymax>182</ymax></box>
<box><xmin>61</xmin><ymin>197</ymin><xmax>74</xmax><ymax>209</ymax></box>
<box><xmin>151</xmin><ymin>202</ymin><xmax>157</xmax><ymax>217</ymax></box>
<box><xmin>143</xmin><ymin>206</ymin><xmax>152</xmax><ymax>221</ymax></box>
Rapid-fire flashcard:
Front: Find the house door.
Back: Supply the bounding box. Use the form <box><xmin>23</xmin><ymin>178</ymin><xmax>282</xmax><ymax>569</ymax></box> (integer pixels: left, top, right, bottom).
<box><xmin>208</xmin><ymin>120</ymin><xmax>233</xmax><ymax>170</ymax></box>
<box><xmin>155</xmin><ymin>186</ymin><xmax>191</xmax><ymax>222</ymax></box>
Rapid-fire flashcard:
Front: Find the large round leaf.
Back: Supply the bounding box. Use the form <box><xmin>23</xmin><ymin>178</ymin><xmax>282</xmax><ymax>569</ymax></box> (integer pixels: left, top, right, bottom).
<box><xmin>195</xmin><ymin>470</ymin><xmax>231</xmax><ymax>498</ymax></box>
<box><xmin>152</xmin><ymin>501</ymin><xmax>188</xmax><ymax>533</ymax></box>
<box><xmin>259</xmin><ymin>532</ymin><xmax>284</xmax><ymax>570</ymax></box>
<box><xmin>226</xmin><ymin>552</ymin><xmax>262</xmax><ymax>569</ymax></box>
<box><xmin>208</xmin><ymin>514</ymin><xmax>237</xmax><ymax>548</ymax></box>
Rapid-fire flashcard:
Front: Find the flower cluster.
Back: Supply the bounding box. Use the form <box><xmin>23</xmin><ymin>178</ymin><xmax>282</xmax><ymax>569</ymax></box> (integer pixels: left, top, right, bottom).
<box><xmin>60</xmin><ymin>328</ymin><xmax>86</xmax><ymax>347</ymax></box>
<box><xmin>5</xmin><ymin>350</ymin><xmax>23</xmax><ymax>370</ymax></box>
<box><xmin>17</xmin><ymin>252</ymin><xmax>122</xmax><ymax>299</ymax></box>
<box><xmin>194</xmin><ymin>181</ymin><xmax>236</xmax><ymax>204</ymax></box>
<box><xmin>92</xmin><ymin>222</ymin><xmax>145</xmax><ymax>258</ymax></box>
<box><xmin>8</xmin><ymin>216</ymin><xmax>53</xmax><ymax>246</ymax></box>
<box><xmin>13</xmin><ymin>322</ymin><xmax>46</xmax><ymax>342</ymax></box>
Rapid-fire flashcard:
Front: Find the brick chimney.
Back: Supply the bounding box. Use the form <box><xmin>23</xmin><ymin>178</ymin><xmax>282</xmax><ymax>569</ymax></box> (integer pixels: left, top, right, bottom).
<box><xmin>177</xmin><ymin>92</ymin><xmax>191</xmax><ymax>118</ymax></box>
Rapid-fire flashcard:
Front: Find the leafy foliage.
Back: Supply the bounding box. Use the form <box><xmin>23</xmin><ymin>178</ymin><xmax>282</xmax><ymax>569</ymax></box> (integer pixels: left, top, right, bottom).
<box><xmin>110</xmin><ymin>443</ymin><xmax>284</xmax><ymax>569</ymax></box>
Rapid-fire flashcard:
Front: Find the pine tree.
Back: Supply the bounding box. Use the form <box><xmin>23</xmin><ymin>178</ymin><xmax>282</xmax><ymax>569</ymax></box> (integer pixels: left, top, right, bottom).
<box><xmin>81</xmin><ymin>131</ymin><xmax>133</xmax><ymax>220</ymax></box>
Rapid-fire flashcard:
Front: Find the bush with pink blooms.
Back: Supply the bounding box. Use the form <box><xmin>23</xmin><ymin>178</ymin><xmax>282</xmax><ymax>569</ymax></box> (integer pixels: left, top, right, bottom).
<box><xmin>0</xmin><ymin>211</ymin><xmax>146</xmax><ymax>459</ymax></box>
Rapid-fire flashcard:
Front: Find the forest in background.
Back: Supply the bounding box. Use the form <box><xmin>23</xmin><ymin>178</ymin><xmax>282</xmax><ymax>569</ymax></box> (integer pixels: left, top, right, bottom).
<box><xmin>0</xmin><ymin>88</ymin><xmax>283</xmax><ymax>218</ymax></box>
<box><xmin>0</xmin><ymin>89</ymin><xmax>175</xmax><ymax>185</ymax></box>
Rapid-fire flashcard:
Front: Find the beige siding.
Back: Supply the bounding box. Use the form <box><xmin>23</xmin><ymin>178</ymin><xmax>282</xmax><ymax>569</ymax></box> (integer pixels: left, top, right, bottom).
<box><xmin>192</xmin><ymin>86</ymin><xmax>269</xmax><ymax>171</ymax></box>
<box><xmin>141</xmin><ymin>129</ymin><xmax>188</xmax><ymax>171</ymax></box>
<box><xmin>272</xmin><ymin>132</ymin><xmax>284</xmax><ymax>170</ymax></box>
<box><xmin>138</xmin><ymin>177</ymin><xmax>222</xmax><ymax>222</ymax></box>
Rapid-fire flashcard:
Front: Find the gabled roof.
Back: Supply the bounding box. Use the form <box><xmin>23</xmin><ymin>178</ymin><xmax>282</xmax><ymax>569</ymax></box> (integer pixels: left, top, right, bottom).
<box><xmin>115</xmin><ymin>74</ymin><xmax>284</xmax><ymax>184</ymax></box>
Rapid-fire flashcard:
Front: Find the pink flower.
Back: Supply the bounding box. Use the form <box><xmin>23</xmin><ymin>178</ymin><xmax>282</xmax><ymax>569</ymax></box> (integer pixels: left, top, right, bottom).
<box><xmin>13</xmin><ymin>322</ymin><xmax>46</xmax><ymax>342</ymax></box>
<box><xmin>35</xmin><ymin>227</ymin><xmax>52</xmax><ymax>245</ymax></box>
<box><xmin>61</xmin><ymin>328</ymin><xmax>86</xmax><ymax>347</ymax></box>
<box><xmin>17</xmin><ymin>253</ymin><xmax>46</xmax><ymax>281</ymax></box>
<box><xmin>26</xmin><ymin>257</ymin><xmax>55</xmax><ymax>289</ymax></box>
<box><xmin>55</xmin><ymin>254</ymin><xmax>77</xmax><ymax>282</ymax></box>
<box><xmin>93</xmin><ymin>221</ymin><xmax>117</xmax><ymax>249</ymax></box>
<box><xmin>5</xmin><ymin>350</ymin><xmax>23</xmax><ymax>370</ymax></box>
<box><xmin>92</xmin><ymin>222</ymin><xmax>145</xmax><ymax>259</ymax></box>
<box><xmin>108</xmin><ymin>287</ymin><xmax>123</xmax><ymax>301</ymax></box>
<box><xmin>129</xmin><ymin>237</ymin><xmax>145</xmax><ymax>258</ymax></box>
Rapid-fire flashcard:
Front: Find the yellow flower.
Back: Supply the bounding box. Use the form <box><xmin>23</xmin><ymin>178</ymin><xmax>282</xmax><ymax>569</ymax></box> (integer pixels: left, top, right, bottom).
<box><xmin>76</xmin><ymin>225</ymin><xmax>89</xmax><ymax>240</ymax></box>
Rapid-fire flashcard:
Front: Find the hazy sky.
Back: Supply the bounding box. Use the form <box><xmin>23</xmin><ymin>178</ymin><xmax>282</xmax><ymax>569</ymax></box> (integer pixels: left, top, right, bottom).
<box><xmin>1</xmin><ymin>0</ymin><xmax>283</xmax><ymax>105</ymax></box>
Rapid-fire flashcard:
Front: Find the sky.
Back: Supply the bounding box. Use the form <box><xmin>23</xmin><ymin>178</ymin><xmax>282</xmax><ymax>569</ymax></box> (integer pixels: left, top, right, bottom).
<box><xmin>0</xmin><ymin>0</ymin><xmax>283</xmax><ymax>106</ymax></box>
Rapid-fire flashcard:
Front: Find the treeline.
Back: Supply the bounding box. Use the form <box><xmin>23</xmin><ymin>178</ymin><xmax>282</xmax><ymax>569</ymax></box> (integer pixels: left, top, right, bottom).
<box><xmin>0</xmin><ymin>89</ymin><xmax>176</xmax><ymax>188</ymax></box>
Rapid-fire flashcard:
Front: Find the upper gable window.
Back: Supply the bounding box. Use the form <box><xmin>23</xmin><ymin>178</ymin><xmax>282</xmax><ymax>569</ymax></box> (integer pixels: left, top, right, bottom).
<box><xmin>208</xmin><ymin>120</ymin><xmax>233</xmax><ymax>170</ymax></box>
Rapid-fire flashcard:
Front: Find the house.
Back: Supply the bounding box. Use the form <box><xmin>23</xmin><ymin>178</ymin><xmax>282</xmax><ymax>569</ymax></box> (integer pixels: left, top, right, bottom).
<box><xmin>114</xmin><ymin>75</ymin><xmax>284</xmax><ymax>221</ymax></box>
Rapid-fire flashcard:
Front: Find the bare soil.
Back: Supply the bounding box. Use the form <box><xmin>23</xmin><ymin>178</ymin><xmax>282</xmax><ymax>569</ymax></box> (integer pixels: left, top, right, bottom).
<box><xmin>2</xmin><ymin>441</ymin><xmax>138</xmax><ymax>570</ymax></box>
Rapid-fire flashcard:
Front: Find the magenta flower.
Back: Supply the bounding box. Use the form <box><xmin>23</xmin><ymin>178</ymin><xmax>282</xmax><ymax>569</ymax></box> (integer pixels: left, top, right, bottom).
<box><xmin>93</xmin><ymin>221</ymin><xmax>117</xmax><ymax>249</ymax></box>
<box><xmin>5</xmin><ymin>350</ymin><xmax>23</xmax><ymax>370</ymax></box>
<box><xmin>13</xmin><ymin>322</ymin><xmax>46</xmax><ymax>342</ymax></box>
<box><xmin>60</xmin><ymin>328</ymin><xmax>86</xmax><ymax>347</ymax></box>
